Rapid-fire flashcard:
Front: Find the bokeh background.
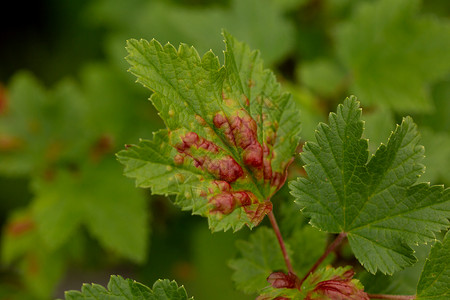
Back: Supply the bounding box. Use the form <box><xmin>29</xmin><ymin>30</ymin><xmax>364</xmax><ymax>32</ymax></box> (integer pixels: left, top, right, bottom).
<box><xmin>0</xmin><ymin>0</ymin><xmax>449</xmax><ymax>299</ymax></box>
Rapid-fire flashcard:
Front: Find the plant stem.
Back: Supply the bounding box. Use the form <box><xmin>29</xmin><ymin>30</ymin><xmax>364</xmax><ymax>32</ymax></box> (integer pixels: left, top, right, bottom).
<box><xmin>368</xmin><ymin>294</ymin><xmax>416</xmax><ymax>300</ymax></box>
<box><xmin>267</xmin><ymin>211</ymin><xmax>295</xmax><ymax>275</ymax></box>
<box><xmin>299</xmin><ymin>232</ymin><xmax>347</xmax><ymax>286</ymax></box>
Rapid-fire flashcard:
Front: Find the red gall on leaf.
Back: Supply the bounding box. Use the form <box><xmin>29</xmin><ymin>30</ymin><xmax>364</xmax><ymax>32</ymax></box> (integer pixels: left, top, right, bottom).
<box><xmin>174</xmin><ymin>131</ymin><xmax>244</xmax><ymax>183</ymax></box>
<box><xmin>306</xmin><ymin>269</ymin><xmax>369</xmax><ymax>300</ymax></box>
<box><xmin>267</xmin><ymin>271</ymin><xmax>299</xmax><ymax>289</ymax></box>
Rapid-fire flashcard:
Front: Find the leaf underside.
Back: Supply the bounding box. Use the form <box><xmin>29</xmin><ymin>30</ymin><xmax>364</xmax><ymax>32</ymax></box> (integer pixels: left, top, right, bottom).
<box><xmin>290</xmin><ymin>96</ymin><xmax>450</xmax><ymax>274</ymax></box>
<box><xmin>117</xmin><ymin>32</ymin><xmax>301</xmax><ymax>231</ymax></box>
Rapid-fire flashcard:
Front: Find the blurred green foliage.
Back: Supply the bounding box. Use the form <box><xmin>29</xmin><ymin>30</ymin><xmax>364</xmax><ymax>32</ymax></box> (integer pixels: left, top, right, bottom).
<box><xmin>0</xmin><ymin>0</ymin><xmax>448</xmax><ymax>299</ymax></box>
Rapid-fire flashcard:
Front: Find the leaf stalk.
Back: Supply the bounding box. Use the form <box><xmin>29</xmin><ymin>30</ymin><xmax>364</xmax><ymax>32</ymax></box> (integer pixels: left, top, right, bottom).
<box><xmin>299</xmin><ymin>232</ymin><xmax>347</xmax><ymax>286</ymax></box>
<box><xmin>267</xmin><ymin>211</ymin><xmax>295</xmax><ymax>275</ymax></box>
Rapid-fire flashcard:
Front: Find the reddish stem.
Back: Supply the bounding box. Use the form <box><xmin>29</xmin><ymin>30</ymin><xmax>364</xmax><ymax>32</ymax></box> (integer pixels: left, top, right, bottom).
<box><xmin>299</xmin><ymin>232</ymin><xmax>347</xmax><ymax>286</ymax></box>
<box><xmin>267</xmin><ymin>211</ymin><xmax>295</xmax><ymax>275</ymax></box>
<box><xmin>368</xmin><ymin>294</ymin><xmax>416</xmax><ymax>300</ymax></box>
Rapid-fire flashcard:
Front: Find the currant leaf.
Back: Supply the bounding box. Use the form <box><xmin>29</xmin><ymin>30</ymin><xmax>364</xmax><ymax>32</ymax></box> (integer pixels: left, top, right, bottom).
<box><xmin>117</xmin><ymin>32</ymin><xmax>301</xmax><ymax>231</ymax></box>
<box><xmin>290</xmin><ymin>96</ymin><xmax>450</xmax><ymax>274</ymax></box>
<box><xmin>228</xmin><ymin>226</ymin><xmax>291</xmax><ymax>294</ymax></box>
<box><xmin>63</xmin><ymin>276</ymin><xmax>192</xmax><ymax>300</ymax></box>
<box><xmin>416</xmin><ymin>231</ymin><xmax>450</xmax><ymax>299</ymax></box>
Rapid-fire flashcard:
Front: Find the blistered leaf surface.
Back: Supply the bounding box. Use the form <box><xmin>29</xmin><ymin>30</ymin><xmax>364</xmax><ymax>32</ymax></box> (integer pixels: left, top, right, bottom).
<box><xmin>117</xmin><ymin>32</ymin><xmax>301</xmax><ymax>231</ymax></box>
<box><xmin>290</xmin><ymin>97</ymin><xmax>450</xmax><ymax>274</ymax></box>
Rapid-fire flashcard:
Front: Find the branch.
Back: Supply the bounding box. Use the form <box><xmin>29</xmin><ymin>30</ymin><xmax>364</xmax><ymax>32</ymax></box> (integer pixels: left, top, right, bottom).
<box><xmin>299</xmin><ymin>232</ymin><xmax>347</xmax><ymax>286</ymax></box>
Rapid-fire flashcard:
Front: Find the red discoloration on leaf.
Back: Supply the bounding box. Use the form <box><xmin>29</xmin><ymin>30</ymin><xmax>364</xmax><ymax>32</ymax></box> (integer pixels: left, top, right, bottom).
<box><xmin>243</xmin><ymin>143</ymin><xmax>263</xmax><ymax>167</ymax></box>
<box><xmin>206</xmin><ymin>180</ymin><xmax>271</xmax><ymax>225</ymax></box>
<box><xmin>266</xmin><ymin>128</ymin><xmax>277</xmax><ymax>146</ymax></box>
<box><xmin>267</xmin><ymin>271</ymin><xmax>298</xmax><ymax>289</ymax></box>
<box><xmin>209</xmin><ymin>180</ymin><xmax>231</xmax><ymax>193</ymax></box>
<box><xmin>243</xmin><ymin>96</ymin><xmax>250</xmax><ymax>107</ymax></box>
<box><xmin>205</xmin><ymin>156</ymin><xmax>244</xmax><ymax>182</ymax></box>
<box><xmin>209</xmin><ymin>193</ymin><xmax>237</xmax><ymax>214</ymax></box>
<box><xmin>243</xmin><ymin>201</ymin><xmax>273</xmax><ymax>225</ymax></box>
<box><xmin>6</xmin><ymin>217</ymin><xmax>35</xmax><ymax>237</ymax></box>
<box><xmin>174</xmin><ymin>154</ymin><xmax>184</xmax><ymax>165</ymax></box>
<box><xmin>214</xmin><ymin>109</ymin><xmax>264</xmax><ymax>169</ymax></box>
<box><xmin>271</xmin><ymin>158</ymin><xmax>294</xmax><ymax>193</ymax></box>
<box><xmin>175</xmin><ymin>132</ymin><xmax>244</xmax><ymax>182</ymax></box>
<box><xmin>176</xmin><ymin>132</ymin><xmax>219</xmax><ymax>153</ymax></box>
<box><xmin>229</xmin><ymin>110</ymin><xmax>259</xmax><ymax>150</ymax></box>
<box><xmin>263</xmin><ymin>143</ymin><xmax>273</xmax><ymax>180</ymax></box>
<box><xmin>195</xmin><ymin>114</ymin><xmax>207</xmax><ymax>126</ymax></box>
<box><xmin>306</xmin><ymin>269</ymin><xmax>369</xmax><ymax>300</ymax></box>
<box><xmin>208</xmin><ymin>180</ymin><xmax>259</xmax><ymax>214</ymax></box>
<box><xmin>213</xmin><ymin>112</ymin><xmax>236</xmax><ymax>146</ymax></box>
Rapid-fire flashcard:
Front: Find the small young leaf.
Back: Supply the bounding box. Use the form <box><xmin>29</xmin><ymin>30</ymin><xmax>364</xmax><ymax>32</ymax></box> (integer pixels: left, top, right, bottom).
<box><xmin>257</xmin><ymin>266</ymin><xmax>368</xmax><ymax>300</ymax></box>
<box><xmin>117</xmin><ymin>32</ymin><xmax>301</xmax><ymax>231</ymax></box>
<box><xmin>229</xmin><ymin>226</ymin><xmax>291</xmax><ymax>294</ymax></box>
<box><xmin>416</xmin><ymin>231</ymin><xmax>450</xmax><ymax>299</ymax></box>
<box><xmin>64</xmin><ymin>276</ymin><xmax>192</xmax><ymax>300</ymax></box>
<box><xmin>290</xmin><ymin>96</ymin><xmax>450</xmax><ymax>274</ymax></box>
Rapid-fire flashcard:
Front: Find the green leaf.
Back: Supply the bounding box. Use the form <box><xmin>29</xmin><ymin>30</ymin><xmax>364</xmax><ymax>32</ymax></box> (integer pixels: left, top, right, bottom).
<box><xmin>0</xmin><ymin>72</ymin><xmax>90</xmax><ymax>176</ymax></box>
<box><xmin>416</xmin><ymin>231</ymin><xmax>450</xmax><ymax>299</ymax></box>
<box><xmin>90</xmin><ymin>0</ymin><xmax>296</xmax><ymax>66</ymax></box>
<box><xmin>117</xmin><ymin>32</ymin><xmax>301</xmax><ymax>231</ymax></box>
<box><xmin>359</xmin><ymin>243</ymin><xmax>432</xmax><ymax>295</ymax></box>
<box><xmin>32</xmin><ymin>159</ymin><xmax>149</xmax><ymax>263</ymax></box>
<box><xmin>257</xmin><ymin>266</ymin><xmax>366</xmax><ymax>300</ymax></box>
<box><xmin>336</xmin><ymin>0</ymin><xmax>450</xmax><ymax>112</ymax></box>
<box><xmin>228</xmin><ymin>226</ymin><xmax>290</xmax><ymax>294</ymax></box>
<box><xmin>64</xmin><ymin>276</ymin><xmax>192</xmax><ymax>300</ymax></box>
<box><xmin>290</xmin><ymin>96</ymin><xmax>450</xmax><ymax>274</ymax></box>
<box><xmin>288</xmin><ymin>226</ymin><xmax>331</xmax><ymax>276</ymax></box>
<box><xmin>1</xmin><ymin>210</ymin><xmax>67</xmax><ymax>299</ymax></box>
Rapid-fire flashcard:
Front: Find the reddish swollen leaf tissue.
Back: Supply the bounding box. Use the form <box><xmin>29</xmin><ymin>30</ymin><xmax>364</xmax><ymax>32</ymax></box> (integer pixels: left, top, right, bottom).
<box><xmin>117</xmin><ymin>32</ymin><xmax>301</xmax><ymax>231</ymax></box>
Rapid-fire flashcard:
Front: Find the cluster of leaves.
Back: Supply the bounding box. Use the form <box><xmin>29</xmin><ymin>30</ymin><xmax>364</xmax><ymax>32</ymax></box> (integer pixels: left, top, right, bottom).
<box><xmin>66</xmin><ymin>32</ymin><xmax>449</xmax><ymax>299</ymax></box>
<box><xmin>0</xmin><ymin>69</ymin><xmax>159</xmax><ymax>297</ymax></box>
<box><xmin>1</xmin><ymin>0</ymin><xmax>450</xmax><ymax>299</ymax></box>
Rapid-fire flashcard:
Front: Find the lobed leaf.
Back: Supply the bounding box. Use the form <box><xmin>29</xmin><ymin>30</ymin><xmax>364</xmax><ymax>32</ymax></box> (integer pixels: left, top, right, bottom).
<box><xmin>228</xmin><ymin>226</ymin><xmax>290</xmax><ymax>294</ymax></box>
<box><xmin>416</xmin><ymin>231</ymin><xmax>450</xmax><ymax>299</ymax></box>
<box><xmin>64</xmin><ymin>276</ymin><xmax>192</xmax><ymax>300</ymax></box>
<box><xmin>117</xmin><ymin>32</ymin><xmax>301</xmax><ymax>231</ymax></box>
<box><xmin>290</xmin><ymin>96</ymin><xmax>450</xmax><ymax>274</ymax></box>
<box><xmin>32</xmin><ymin>160</ymin><xmax>149</xmax><ymax>263</ymax></box>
